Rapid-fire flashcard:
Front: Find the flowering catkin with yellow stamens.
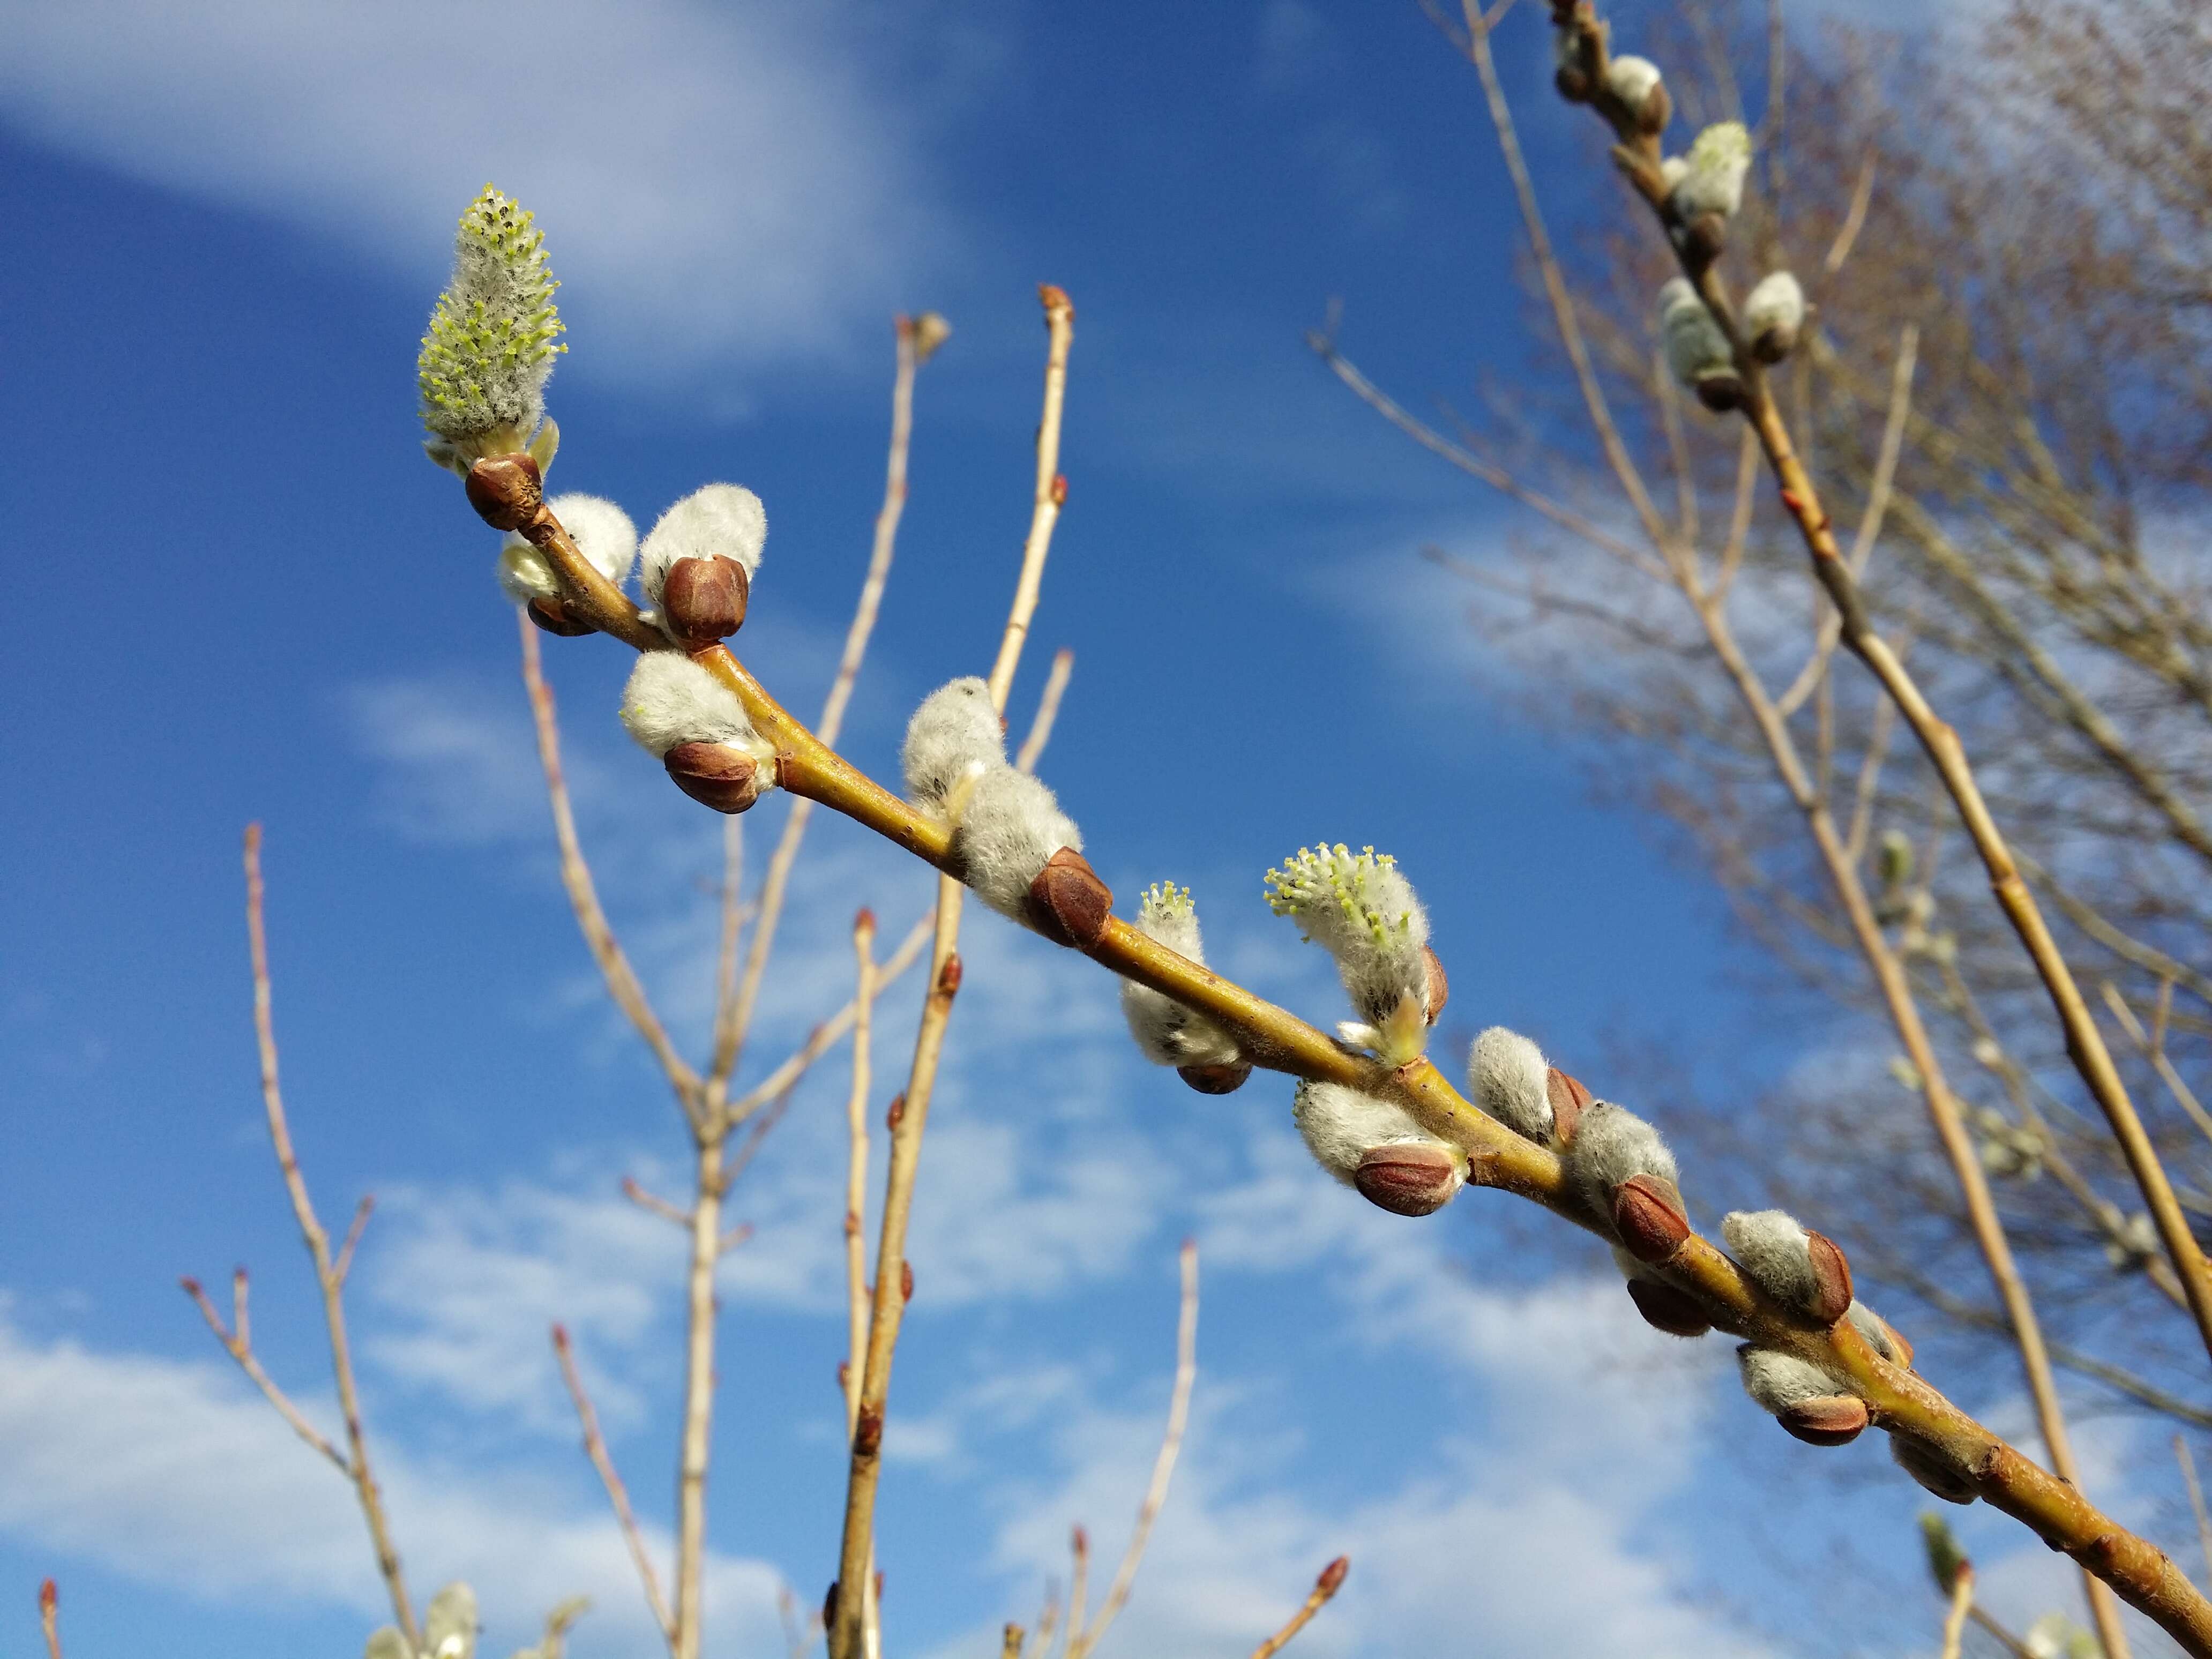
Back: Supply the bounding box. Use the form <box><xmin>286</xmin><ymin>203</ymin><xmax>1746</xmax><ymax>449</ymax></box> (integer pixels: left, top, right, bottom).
<box><xmin>418</xmin><ymin>185</ymin><xmax>567</xmax><ymax>467</ymax></box>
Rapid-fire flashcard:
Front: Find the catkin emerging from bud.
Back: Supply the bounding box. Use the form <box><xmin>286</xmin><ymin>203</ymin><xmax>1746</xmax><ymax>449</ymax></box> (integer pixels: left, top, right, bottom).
<box><xmin>1604</xmin><ymin>55</ymin><xmax>1668</xmax><ymax>131</ymax></box>
<box><xmin>1744</xmin><ymin>271</ymin><xmax>1806</xmax><ymax>363</ymax></box>
<box><xmin>1721</xmin><ymin>1209</ymin><xmax>1854</xmax><ymax>1324</ymax></box>
<box><xmin>423</xmin><ymin>1582</ymin><xmax>479</xmax><ymax>1659</ymax></box>
<box><xmin>1292</xmin><ymin>1080</ymin><xmax>1463</xmax><ymax>1215</ymax></box>
<box><xmin>1121</xmin><ymin>884</ymin><xmax>1242</xmax><ymax>1069</ymax></box>
<box><xmin>1659</xmin><ymin>278</ymin><xmax>1742</xmax><ymax>412</ymax></box>
<box><xmin>1468</xmin><ymin>1026</ymin><xmax>1552</xmax><ymax>1142</ymax></box>
<box><xmin>1265</xmin><ymin>844</ymin><xmax>1434</xmax><ymax>1060</ymax></box>
<box><xmin>619</xmin><ymin>652</ymin><xmax>770</xmax><ymax>759</ymax></box>
<box><xmin>418</xmin><ymin>186</ymin><xmax>566</xmax><ymax>462</ymax></box>
<box><xmin>1738</xmin><ymin>1347</ymin><xmax>1869</xmax><ymax>1446</ymax></box>
<box><xmin>1563</xmin><ymin>1101</ymin><xmax>1677</xmax><ymax>1217</ymax></box>
<box><xmin>953</xmin><ymin>767</ymin><xmax>1082</xmax><ymax>929</ymax></box>
<box><xmin>497</xmin><ymin>492</ymin><xmax>637</xmax><ymax>604</ymax></box>
<box><xmin>902</xmin><ymin>677</ymin><xmax>1005</xmax><ymax>819</ymax></box>
<box><xmin>639</xmin><ymin>485</ymin><xmax>766</xmax><ymax>620</ymax></box>
<box><xmin>1671</xmin><ymin>121</ymin><xmax>1752</xmax><ymax>219</ymax></box>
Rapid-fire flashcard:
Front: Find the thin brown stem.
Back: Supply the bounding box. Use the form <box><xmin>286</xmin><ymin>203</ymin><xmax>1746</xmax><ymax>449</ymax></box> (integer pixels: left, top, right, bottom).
<box><xmin>2181</xmin><ymin>1435</ymin><xmax>2212</xmax><ymax>1589</ymax></box>
<box><xmin>38</xmin><ymin>1580</ymin><xmax>58</xmax><ymax>1659</ymax></box>
<box><xmin>1062</xmin><ymin>1529</ymin><xmax>1089</xmax><ymax>1659</ymax></box>
<box><xmin>709</xmin><ymin>818</ymin><xmax>745</xmax><ymax>1077</ymax></box>
<box><xmin>1249</xmin><ymin>1559</ymin><xmax>1349</xmax><ymax>1659</ymax></box>
<box><xmin>181</xmin><ymin>1273</ymin><xmax>346</xmax><ymax>1473</ymax></box>
<box><xmin>518</xmin><ymin>619</ymin><xmax>703</xmax><ymax>1122</ymax></box>
<box><xmin>622</xmin><ymin>1177</ymin><xmax>693</xmax><ymax>1231</ymax></box>
<box><xmin>673</xmin><ymin>1137</ymin><xmax>723</xmax><ymax>1659</ymax></box>
<box><xmin>1070</xmin><ymin>1240</ymin><xmax>1199</xmax><ymax>1659</ymax></box>
<box><xmin>1014</xmin><ymin>649</ymin><xmax>1075</xmax><ymax>775</ymax></box>
<box><xmin>714</xmin><ymin>317</ymin><xmax>929</xmax><ymax>1096</ymax></box>
<box><xmin>1940</xmin><ymin>1566</ymin><xmax>1975</xmax><ymax>1659</ymax></box>
<box><xmin>844</xmin><ymin>911</ymin><xmax>879</xmax><ymax>1441</ymax></box>
<box><xmin>331</xmin><ymin>1197</ymin><xmax>375</xmax><ymax>1291</ymax></box>
<box><xmin>240</xmin><ymin>827</ymin><xmax>418</xmax><ymax>1648</ymax></box>
<box><xmin>552</xmin><ymin>1323</ymin><xmax>675</xmax><ymax>1648</ymax></box>
<box><xmin>2104</xmin><ymin>983</ymin><xmax>2212</xmax><ymax>1151</ymax></box>
<box><xmin>831</xmin><ymin>285</ymin><xmax>1075</xmax><ymax>1659</ymax></box>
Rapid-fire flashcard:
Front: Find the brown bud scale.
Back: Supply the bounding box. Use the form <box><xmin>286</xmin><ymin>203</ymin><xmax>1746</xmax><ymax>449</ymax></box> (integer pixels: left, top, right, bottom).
<box><xmin>1317</xmin><ymin>1557</ymin><xmax>1349</xmax><ymax>1595</ymax></box>
<box><xmin>887</xmin><ymin>1094</ymin><xmax>906</xmax><ymax>1132</ymax></box>
<box><xmin>1025</xmin><ymin>847</ymin><xmax>1114</xmax><ymax>950</ymax></box>
<box><xmin>1421</xmin><ymin>945</ymin><xmax>1448</xmax><ymax>1023</ymax></box>
<box><xmin>1778</xmin><ymin>1394</ymin><xmax>1870</xmax><ymax>1447</ymax></box>
<box><xmin>662</xmin><ymin>555</ymin><xmax>750</xmax><ymax>645</ymax></box>
<box><xmin>1177</xmin><ymin>1061</ymin><xmax>1252</xmax><ymax>1095</ymax></box>
<box><xmin>1612</xmin><ymin>1174</ymin><xmax>1691</xmax><ymax>1264</ymax></box>
<box><xmin>664</xmin><ymin>742</ymin><xmax>766</xmax><ymax>814</ymax></box>
<box><xmin>900</xmin><ymin>1260</ymin><xmax>915</xmax><ymax>1302</ymax></box>
<box><xmin>1545</xmin><ymin>1068</ymin><xmax>1591</xmax><ymax>1144</ymax></box>
<box><xmin>464</xmin><ymin>453</ymin><xmax>543</xmax><ymax>531</ymax></box>
<box><xmin>1625</xmin><ymin>1277</ymin><xmax>1710</xmax><ymax>1337</ymax></box>
<box><xmin>1353</xmin><ymin>1142</ymin><xmax>1462</xmax><ymax>1217</ymax></box>
<box><xmin>1804</xmin><ymin>1230</ymin><xmax>1855</xmax><ymax>1325</ymax></box>
<box><xmin>854</xmin><ymin>1406</ymin><xmax>883</xmax><ymax>1458</ymax></box>
<box><xmin>526</xmin><ymin>596</ymin><xmax>596</xmax><ymax>637</ymax></box>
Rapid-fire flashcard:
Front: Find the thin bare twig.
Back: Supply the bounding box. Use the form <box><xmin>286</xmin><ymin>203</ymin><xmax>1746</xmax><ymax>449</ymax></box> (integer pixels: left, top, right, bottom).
<box><xmin>518</xmin><ymin>620</ymin><xmax>703</xmax><ymax>1121</ymax></box>
<box><xmin>1822</xmin><ymin>152</ymin><xmax>1878</xmax><ymax>276</ymax></box>
<box><xmin>38</xmin><ymin>1579</ymin><xmax>58</xmax><ymax>1659</ymax></box>
<box><xmin>2104</xmin><ymin>983</ymin><xmax>2212</xmax><ymax>1150</ymax></box>
<box><xmin>237</xmin><ymin>827</ymin><xmax>418</xmax><ymax>1647</ymax></box>
<box><xmin>1249</xmin><ymin>1559</ymin><xmax>1349</xmax><ymax>1659</ymax></box>
<box><xmin>622</xmin><ymin>1177</ymin><xmax>692</xmax><ymax>1231</ymax></box>
<box><xmin>844</xmin><ymin>911</ymin><xmax>879</xmax><ymax>1441</ymax></box>
<box><xmin>1062</xmin><ymin>1529</ymin><xmax>1090</xmax><ymax>1659</ymax></box>
<box><xmin>332</xmin><ymin>1196</ymin><xmax>375</xmax><ymax>1290</ymax></box>
<box><xmin>1940</xmin><ymin>1564</ymin><xmax>1976</xmax><ymax>1659</ymax></box>
<box><xmin>2180</xmin><ymin>1436</ymin><xmax>2212</xmax><ymax>1589</ymax></box>
<box><xmin>553</xmin><ymin>1324</ymin><xmax>675</xmax><ymax>1648</ymax></box>
<box><xmin>1069</xmin><ymin>1241</ymin><xmax>1199</xmax><ymax>1659</ymax></box>
<box><xmin>181</xmin><ymin>1272</ymin><xmax>346</xmax><ymax>1471</ymax></box>
<box><xmin>1014</xmin><ymin>649</ymin><xmax>1075</xmax><ymax>775</ymax></box>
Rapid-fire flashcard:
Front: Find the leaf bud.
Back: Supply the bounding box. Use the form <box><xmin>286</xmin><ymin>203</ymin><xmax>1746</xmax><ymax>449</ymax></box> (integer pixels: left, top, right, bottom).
<box><xmin>1353</xmin><ymin>1140</ymin><xmax>1465</xmax><ymax>1217</ymax></box>
<box><xmin>664</xmin><ymin>742</ymin><xmax>770</xmax><ymax>814</ymax></box>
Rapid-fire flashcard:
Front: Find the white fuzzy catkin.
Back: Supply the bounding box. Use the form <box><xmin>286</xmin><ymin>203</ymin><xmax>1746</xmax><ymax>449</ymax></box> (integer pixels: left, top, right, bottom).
<box><xmin>1292</xmin><ymin>1079</ymin><xmax>1438</xmax><ymax>1183</ymax></box>
<box><xmin>1737</xmin><ymin>1346</ymin><xmax>1844</xmax><ymax>1416</ymax></box>
<box><xmin>497</xmin><ymin>492</ymin><xmax>637</xmax><ymax>602</ymax></box>
<box><xmin>618</xmin><ymin>651</ymin><xmax>768</xmax><ymax>759</ymax></box>
<box><xmin>1721</xmin><ymin>1209</ymin><xmax>1822</xmax><ymax>1313</ymax></box>
<box><xmin>902</xmin><ymin>676</ymin><xmax>1006</xmax><ymax>818</ymax></box>
<box><xmin>1605</xmin><ymin>55</ymin><xmax>1663</xmax><ymax>116</ymax></box>
<box><xmin>638</xmin><ymin>484</ymin><xmax>767</xmax><ymax>611</ymax></box>
<box><xmin>1660</xmin><ymin>278</ymin><xmax>1734</xmax><ymax>391</ymax></box>
<box><xmin>1264</xmin><ymin>845</ymin><xmax>1432</xmax><ymax>1029</ymax></box>
<box><xmin>1122</xmin><ymin>884</ymin><xmax>1242</xmax><ymax>1067</ymax></box>
<box><xmin>1468</xmin><ymin>1026</ymin><xmax>1552</xmax><ymax>1142</ymax></box>
<box><xmin>1745</xmin><ymin>271</ymin><xmax>1805</xmax><ymax>341</ymax></box>
<box><xmin>1660</xmin><ymin>155</ymin><xmax>1690</xmax><ymax>191</ymax></box>
<box><xmin>423</xmin><ymin>1582</ymin><xmax>477</xmax><ymax>1659</ymax></box>
<box><xmin>1671</xmin><ymin>121</ymin><xmax>1752</xmax><ymax>218</ymax></box>
<box><xmin>953</xmin><ymin>766</ymin><xmax>1081</xmax><ymax>926</ymax></box>
<box><xmin>1565</xmin><ymin>1101</ymin><xmax>1678</xmax><ymax>1216</ymax></box>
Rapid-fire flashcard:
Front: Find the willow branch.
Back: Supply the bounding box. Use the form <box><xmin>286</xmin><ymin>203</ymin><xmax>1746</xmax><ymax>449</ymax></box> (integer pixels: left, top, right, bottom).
<box><xmin>844</xmin><ymin>909</ymin><xmax>879</xmax><ymax>1443</ymax></box>
<box><xmin>1070</xmin><ymin>1240</ymin><xmax>1199</xmax><ymax>1659</ymax></box>
<box><xmin>236</xmin><ymin>827</ymin><xmax>418</xmax><ymax>1648</ymax></box>
<box><xmin>552</xmin><ymin>1323</ymin><xmax>675</xmax><ymax>1648</ymax></box>
<box><xmin>181</xmin><ymin>1271</ymin><xmax>347</xmax><ymax>1472</ymax></box>
<box><xmin>622</xmin><ymin>1177</ymin><xmax>692</xmax><ymax>1230</ymax></box>
<box><xmin>1249</xmin><ymin>1559</ymin><xmax>1349</xmax><ymax>1659</ymax></box>
<box><xmin>1940</xmin><ymin>1565</ymin><xmax>1975</xmax><ymax>1659</ymax></box>
<box><xmin>2104</xmin><ymin>983</ymin><xmax>2212</xmax><ymax>1152</ymax></box>
<box><xmin>1014</xmin><ymin>649</ymin><xmax>1075</xmax><ymax>775</ymax></box>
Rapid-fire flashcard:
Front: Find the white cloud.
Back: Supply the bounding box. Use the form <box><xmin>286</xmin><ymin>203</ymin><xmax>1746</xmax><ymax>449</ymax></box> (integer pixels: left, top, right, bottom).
<box><xmin>0</xmin><ymin>1311</ymin><xmax>784</xmax><ymax>1655</ymax></box>
<box><xmin>0</xmin><ymin>0</ymin><xmax>969</xmax><ymax>382</ymax></box>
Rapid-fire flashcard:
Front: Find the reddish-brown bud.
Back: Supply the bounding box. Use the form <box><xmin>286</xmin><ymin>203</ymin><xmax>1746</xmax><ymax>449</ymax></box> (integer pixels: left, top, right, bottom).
<box><xmin>854</xmin><ymin>1405</ymin><xmax>883</xmax><ymax>1458</ymax></box>
<box><xmin>1612</xmin><ymin>1174</ymin><xmax>1691</xmax><ymax>1264</ymax></box>
<box><xmin>1353</xmin><ymin>1142</ymin><xmax>1463</xmax><ymax>1217</ymax></box>
<box><xmin>1545</xmin><ymin>1067</ymin><xmax>1591</xmax><ymax>1143</ymax></box>
<box><xmin>1317</xmin><ymin>1557</ymin><xmax>1349</xmax><ymax>1596</ymax></box>
<box><xmin>1040</xmin><ymin>283</ymin><xmax>1072</xmax><ymax>318</ymax></box>
<box><xmin>661</xmin><ymin>554</ymin><xmax>750</xmax><ymax>645</ymax></box>
<box><xmin>526</xmin><ymin>595</ymin><xmax>596</xmax><ymax>637</ymax></box>
<box><xmin>936</xmin><ymin>954</ymin><xmax>963</xmax><ymax>996</ymax></box>
<box><xmin>901</xmin><ymin>1260</ymin><xmax>915</xmax><ymax>1303</ymax></box>
<box><xmin>843</xmin><ymin>1208</ymin><xmax>860</xmax><ymax>1239</ymax></box>
<box><xmin>1625</xmin><ymin>1277</ymin><xmax>1711</xmax><ymax>1337</ymax></box>
<box><xmin>823</xmin><ymin>1582</ymin><xmax>839</xmax><ymax>1635</ymax></box>
<box><xmin>1678</xmin><ymin>210</ymin><xmax>1728</xmax><ymax>271</ymax></box>
<box><xmin>1694</xmin><ymin>372</ymin><xmax>1746</xmax><ymax>414</ymax></box>
<box><xmin>1421</xmin><ymin>946</ymin><xmax>1448</xmax><ymax>1023</ymax></box>
<box><xmin>1177</xmin><ymin>1061</ymin><xmax>1252</xmax><ymax>1095</ymax></box>
<box><xmin>39</xmin><ymin>1580</ymin><xmax>56</xmax><ymax>1619</ymax></box>
<box><xmin>1025</xmin><ymin>847</ymin><xmax>1114</xmax><ymax>950</ymax></box>
<box><xmin>855</xmin><ymin>907</ymin><xmax>876</xmax><ymax>935</ymax></box>
<box><xmin>1804</xmin><ymin>1230</ymin><xmax>1855</xmax><ymax>1325</ymax></box>
<box><xmin>663</xmin><ymin>742</ymin><xmax>768</xmax><ymax>814</ymax></box>
<box><xmin>836</xmin><ymin>1360</ymin><xmax>849</xmax><ymax>1392</ymax></box>
<box><xmin>886</xmin><ymin>1093</ymin><xmax>906</xmax><ymax>1132</ymax></box>
<box><xmin>464</xmin><ymin>452</ymin><xmax>543</xmax><ymax>531</ymax></box>
<box><xmin>1555</xmin><ymin>63</ymin><xmax>1593</xmax><ymax>102</ymax></box>
<box><xmin>1777</xmin><ymin>1394</ymin><xmax>1870</xmax><ymax>1447</ymax></box>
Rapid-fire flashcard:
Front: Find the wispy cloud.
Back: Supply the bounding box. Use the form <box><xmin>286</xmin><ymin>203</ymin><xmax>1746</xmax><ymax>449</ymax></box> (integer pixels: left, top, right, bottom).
<box><xmin>0</xmin><ymin>0</ymin><xmax>973</xmax><ymax>382</ymax></box>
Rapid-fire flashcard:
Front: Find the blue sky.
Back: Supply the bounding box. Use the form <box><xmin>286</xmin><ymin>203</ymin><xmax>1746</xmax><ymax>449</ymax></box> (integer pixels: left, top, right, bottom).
<box><xmin>0</xmin><ymin>1</ymin><xmax>2175</xmax><ymax>1655</ymax></box>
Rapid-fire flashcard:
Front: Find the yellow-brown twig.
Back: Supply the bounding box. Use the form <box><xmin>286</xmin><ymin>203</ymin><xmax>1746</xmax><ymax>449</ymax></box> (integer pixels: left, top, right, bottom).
<box><xmin>1250</xmin><ymin>1558</ymin><xmax>1349</xmax><ymax>1659</ymax></box>
<box><xmin>1069</xmin><ymin>1242</ymin><xmax>1199</xmax><ymax>1659</ymax></box>
<box><xmin>829</xmin><ymin>283</ymin><xmax>1075</xmax><ymax>1659</ymax></box>
<box><xmin>553</xmin><ymin>1324</ymin><xmax>674</xmax><ymax>1648</ymax></box>
<box><xmin>843</xmin><ymin>911</ymin><xmax>879</xmax><ymax>1440</ymax></box>
<box><xmin>1940</xmin><ymin>1564</ymin><xmax>1976</xmax><ymax>1659</ymax></box>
